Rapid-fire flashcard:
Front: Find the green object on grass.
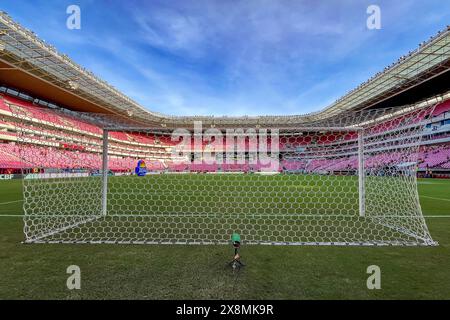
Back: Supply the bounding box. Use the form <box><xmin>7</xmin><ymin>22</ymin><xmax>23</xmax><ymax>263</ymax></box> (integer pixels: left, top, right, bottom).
<box><xmin>231</xmin><ymin>233</ymin><xmax>241</xmax><ymax>243</ymax></box>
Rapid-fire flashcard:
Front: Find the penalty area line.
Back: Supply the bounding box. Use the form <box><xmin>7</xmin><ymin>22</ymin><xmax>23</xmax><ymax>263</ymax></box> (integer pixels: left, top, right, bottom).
<box><xmin>421</xmin><ymin>195</ymin><xmax>450</xmax><ymax>202</ymax></box>
<box><xmin>0</xmin><ymin>199</ymin><xmax>23</xmax><ymax>205</ymax></box>
<box><xmin>0</xmin><ymin>214</ymin><xmax>450</xmax><ymax>218</ymax></box>
<box><xmin>424</xmin><ymin>215</ymin><xmax>450</xmax><ymax>218</ymax></box>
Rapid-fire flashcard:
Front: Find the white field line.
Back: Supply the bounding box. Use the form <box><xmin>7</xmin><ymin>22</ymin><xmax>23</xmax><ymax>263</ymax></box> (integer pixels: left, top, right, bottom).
<box><xmin>0</xmin><ymin>199</ymin><xmax>23</xmax><ymax>205</ymax></box>
<box><xmin>1</xmin><ymin>194</ymin><xmax>447</xmax><ymax>203</ymax></box>
<box><xmin>421</xmin><ymin>195</ymin><xmax>450</xmax><ymax>202</ymax></box>
<box><xmin>417</xmin><ymin>182</ymin><xmax>448</xmax><ymax>185</ymax></box>
<box><xmin>0</xmin><ymin>214</ymin><xmax>450</xmax><ymax>218</ymax></box>
<box><xmin>424</xmin><ymin>215</ymin><xmax>450</xmax><ymax>218</ymax></box>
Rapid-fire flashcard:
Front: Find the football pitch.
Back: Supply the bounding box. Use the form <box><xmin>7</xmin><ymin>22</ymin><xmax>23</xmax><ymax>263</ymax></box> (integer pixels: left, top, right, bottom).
<box><xmin>0</xmin><ymin>176</ymin><xmax>449</xmax><ymax>299</ymax></box>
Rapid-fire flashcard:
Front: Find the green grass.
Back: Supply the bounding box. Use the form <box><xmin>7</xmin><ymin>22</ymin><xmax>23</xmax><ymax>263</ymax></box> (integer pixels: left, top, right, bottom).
<box><xmin>0</xmin><ymin>177</ymin><xmax>449</xmax><ymax>299</ymax></box>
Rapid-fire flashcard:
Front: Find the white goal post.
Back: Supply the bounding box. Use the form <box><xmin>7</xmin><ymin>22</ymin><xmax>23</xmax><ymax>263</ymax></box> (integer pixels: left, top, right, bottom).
<box><xmin>99</xmin><ymin>126</ymin><xmax>368</xmax><ymax>218</ymax></box>
<box><xmin>9</xmin><ymin>101</ymin><xmax>437</xmax><ymax>246</ymax></box>
<box><xmin>358</xmin><ymin>130</ymin><xmax>365</xmax><ymax>217</ymax></box>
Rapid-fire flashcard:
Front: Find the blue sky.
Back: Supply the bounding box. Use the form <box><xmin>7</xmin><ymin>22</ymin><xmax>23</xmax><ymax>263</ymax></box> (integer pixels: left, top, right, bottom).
<box><xmin>1</xmin><ymin>1</ymin><xmax>449</xmax><ymax>116</ymax></box>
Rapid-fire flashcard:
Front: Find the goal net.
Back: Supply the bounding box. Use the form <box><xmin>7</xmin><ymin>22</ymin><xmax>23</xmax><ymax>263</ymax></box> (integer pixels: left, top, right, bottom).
<box><xmin>10</xmin><ymin>101</ymin><xmax>437</xmax><ymax>246</ymax></box>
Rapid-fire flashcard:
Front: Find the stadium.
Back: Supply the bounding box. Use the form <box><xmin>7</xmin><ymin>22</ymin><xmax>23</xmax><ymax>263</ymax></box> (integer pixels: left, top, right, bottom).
<box><xmin>1</xmin><ymin>4</ymin><xmax>450</xmax><ymax>300</ymax></box>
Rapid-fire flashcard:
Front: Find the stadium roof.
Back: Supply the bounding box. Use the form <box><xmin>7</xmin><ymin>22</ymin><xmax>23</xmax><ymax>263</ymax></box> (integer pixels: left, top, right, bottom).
<box><xmin>1</xmin><ymin>11</ymin><xmax>450</xmax><ymax>129</ymax></box>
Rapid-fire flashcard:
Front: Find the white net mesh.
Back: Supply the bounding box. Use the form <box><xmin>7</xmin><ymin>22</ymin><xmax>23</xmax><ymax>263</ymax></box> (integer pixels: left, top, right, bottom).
<box><xmin>9</xmin><ymin>101</ymin><xmax>437</xmax><ymax>246</ymax></box>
